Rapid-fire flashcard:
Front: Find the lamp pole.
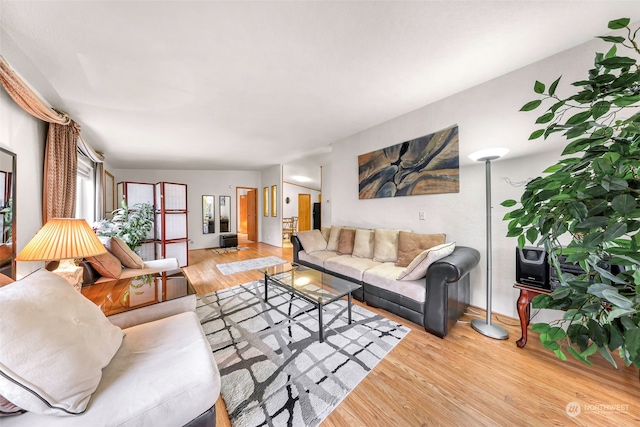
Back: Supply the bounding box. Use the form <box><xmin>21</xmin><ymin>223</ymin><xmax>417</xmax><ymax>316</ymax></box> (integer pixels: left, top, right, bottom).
<box><xmin>469</xmin><ymin>149</ymin><xmax>509</xmax><ymax>340</ymax></box>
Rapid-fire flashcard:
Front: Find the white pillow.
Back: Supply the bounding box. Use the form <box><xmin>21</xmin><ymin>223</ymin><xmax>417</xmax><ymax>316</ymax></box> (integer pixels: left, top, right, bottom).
<box><xmin>373</xmin><ymin>228</ymin><xmax>410</xmax><ymax>262</ymax></box>
<box><xmin>296</xmin><ymin>230</ymin><xmax>327</xmax><ymax>254</ymax></box>
<box><xmin>397</xmin><ymin>242</ymin><xmax>456</xmax><ymax>281</ymax></box>
<box><xmin>352</xmin><ymin>229</ymin><xmax>374</xmax><ymax>258</ymax></box>
<box><xmin>326</xmin><ymin>226</ymin><xmax>342</xmax><ymax>251</ymax></box>
<box><xmin>0</xmin><ymin>270</ymin><xmax>124</xmax><ymax>416</ymax></box>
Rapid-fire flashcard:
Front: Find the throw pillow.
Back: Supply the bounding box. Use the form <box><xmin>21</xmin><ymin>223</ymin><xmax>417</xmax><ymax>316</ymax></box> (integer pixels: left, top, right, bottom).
<box><xmin>352</xmin><ymin>228</ymin><xmax>375</xmax><ymax>258</ymax></box>
<box><xmin>373</xmin><ymin>228</ymin><xmax>410</xmax><ymax>263</ymax></box>
<box><xmin>0</xmin><ymin>395</ymin><xmax>25</xmax><ymax>417</ymax></box>
<box><xmin>395</xmin><ymin>232</ymin><xmax>447</xmax><ymax>267</ymax></box>
<box><xmin>321</xmin><ymin>227</ymin><xmax>331</xmax><ymax>242</ymax></box>
<box><xmin>0</xmin><ymin>270</ymin><xmax>124</xmax><ymax>416</ymax></box>
<box><xmin>86</xmin><ymin>250</ymin><xmax>123</xmax><ymax>279</ymax></box>
<box><xmin>296</xmin><ymin>230</ymin><xmax>327</xmax><ymax>254</ymax></box>
<box><xmin>337</xmin><ymin>228</ymin><xmax>356</xmax><ymax>255</ymax></box>
<box><xmin>398</xmin><ymin>242</ymin><xmax>456</xmax><ymax>281</ymax></box>
<box><xmin>326</xmin><ymin>226</ymin><xmax>342</xmax><ymax>251</ymax></box>
<box><xmin>105</xmin><ymin>237</ymin><xmax>144</xmax><ymax>269</ymax></box>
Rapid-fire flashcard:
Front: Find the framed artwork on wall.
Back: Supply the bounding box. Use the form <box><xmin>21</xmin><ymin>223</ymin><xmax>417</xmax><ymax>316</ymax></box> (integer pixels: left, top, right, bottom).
<box><xmin>271</xmin><ymin>185</ymin><xmax>277</xmax><ymax>217</ymax></box>
<box><xmin>263</xmin><ymin>187</ymin><xmax>269</xmax><ymax>217</ymax></box>
<box><xmin>358</xmin><ymin>124</ymin><xmax>459</xmax><ymax>199</ymax></box>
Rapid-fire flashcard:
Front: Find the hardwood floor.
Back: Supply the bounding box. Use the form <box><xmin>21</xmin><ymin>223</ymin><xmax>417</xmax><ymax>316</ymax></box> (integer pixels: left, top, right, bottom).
<box><xmin>184</xmin><ymin>243</ymin><xmax>640</xmax><ymax>426</ymax></box>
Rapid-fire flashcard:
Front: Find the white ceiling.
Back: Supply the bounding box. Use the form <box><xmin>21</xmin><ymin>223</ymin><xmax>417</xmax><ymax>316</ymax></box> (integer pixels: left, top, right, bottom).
<box><xmin>1</xmin><ymin>1</ymin><xmax>639</xmax><ymax>171</ymax></box>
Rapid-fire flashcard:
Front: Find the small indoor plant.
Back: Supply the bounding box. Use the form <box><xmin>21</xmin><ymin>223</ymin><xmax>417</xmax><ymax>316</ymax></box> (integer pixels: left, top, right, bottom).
<box><xmin>94</xmin><ymin>201</ymin><xmax>154</xmax><ymax>251</ymax></box>
<box><xmin>502</xmin><ymin>18</ymin><xmax>640</xmax><ymax>369</ymax></box>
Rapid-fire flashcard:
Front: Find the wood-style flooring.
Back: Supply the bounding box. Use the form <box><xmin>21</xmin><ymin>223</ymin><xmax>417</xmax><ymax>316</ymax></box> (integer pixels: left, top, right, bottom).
<box><xmin>183</xmin><ymin>243</ymin><xmax>640</xmax><ymax>427</ymax></box>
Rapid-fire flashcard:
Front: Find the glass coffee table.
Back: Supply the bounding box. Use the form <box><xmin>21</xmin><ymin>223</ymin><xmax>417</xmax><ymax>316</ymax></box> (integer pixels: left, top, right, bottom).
<box><xmin>259</xmin><ymin>263</ymin><xmax>362</xmax><ymax>342</ymax></box>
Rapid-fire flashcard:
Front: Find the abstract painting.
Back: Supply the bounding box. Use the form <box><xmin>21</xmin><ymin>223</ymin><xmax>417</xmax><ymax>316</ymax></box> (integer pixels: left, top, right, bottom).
<box><xmin>358</xmin><ymin>125</ymin><xmax>459</xmax><ymax>199</ymax></box>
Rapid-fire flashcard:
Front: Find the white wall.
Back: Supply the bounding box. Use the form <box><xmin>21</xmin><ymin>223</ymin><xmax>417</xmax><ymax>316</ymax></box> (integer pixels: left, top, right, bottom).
<box><xmin>321</xmin><ymin>163</ymin><xmax>331</xmax><ymax>229</ymax></box>
<box><xmin>331</xmin><ymin>36</ymin><xmax>603</xmax><ymax>320</ymax></box>
<box><xmin>260</xmin><ymin>165</ymin><xmax>282</xmax><ymax>247</ymax></box>
<box><xmin>0</xmin><ymin>85</ymin><xmax>47</xmax><ymax>278</ymax></box>
<box><xmin>113</xmin><ymin>169</ymin><xmax>261</xmax><ymax>249</ymax></box>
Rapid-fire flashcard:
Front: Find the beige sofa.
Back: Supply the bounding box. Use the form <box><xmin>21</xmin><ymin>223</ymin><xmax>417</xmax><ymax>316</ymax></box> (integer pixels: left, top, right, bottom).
<box><xmin>292</xmin><ymin>226</ymin><xmax>480</xmax><ymax>337</ymax></box>
<box><xmin>0</xmin><ymin>269</ymin><xmax>220</xmax><ymax>426</ymax></box>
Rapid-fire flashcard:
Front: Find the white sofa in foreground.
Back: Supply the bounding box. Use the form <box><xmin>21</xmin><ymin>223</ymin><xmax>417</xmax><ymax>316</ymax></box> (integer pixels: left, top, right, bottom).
<box><xmin>0</xmin><ymin>269</ymin><xmax>220</xmax><ymax>426</ymax></box>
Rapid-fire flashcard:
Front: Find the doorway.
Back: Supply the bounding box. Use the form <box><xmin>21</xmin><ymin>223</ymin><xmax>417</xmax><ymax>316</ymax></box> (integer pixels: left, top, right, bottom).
<box><xmin>236</xmin><ymin>187</ymin><xmax>258</xmax><ymax>243</ymax></box>
<box><xmin>298</xmin><ymin>193</ymin><xmax>311</xmax><ymax>232</ymax></box>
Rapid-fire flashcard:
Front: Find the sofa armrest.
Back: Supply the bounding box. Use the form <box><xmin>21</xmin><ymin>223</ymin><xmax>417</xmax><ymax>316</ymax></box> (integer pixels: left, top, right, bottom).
<box><xmin>423</xmin><ymin>246</ymin><xmax>480</xmax><ymax>337</ymax></box>
<box><xmin>291</xmin><ymin>235</ymin><xmax>303</xmax><ymax>263</ymax></box>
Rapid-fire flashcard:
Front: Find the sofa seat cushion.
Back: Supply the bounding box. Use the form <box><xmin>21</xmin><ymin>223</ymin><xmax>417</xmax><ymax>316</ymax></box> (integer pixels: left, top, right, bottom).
<box><xmin>363</xmin><ymin>263</ymin><xmax>427</xmax><ymax>303</ymax></box>
<box><xmin>1</xmin><ymin>311</ymin><xmax>221</xmax><ymax>427</ymax></box>
<box><xmin>324</xmin><ymin>255</ymin><xmax>381</xmax><ymax>281</ymax></box>
<box><xmin>298</xmin><ymin>250</ymin><xmax>339</xmax><ymax>268</ymax></box>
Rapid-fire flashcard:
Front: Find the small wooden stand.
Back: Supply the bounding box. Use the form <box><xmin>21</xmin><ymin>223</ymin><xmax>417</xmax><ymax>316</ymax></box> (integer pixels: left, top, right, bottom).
<box><xmin>514</xmin><ymin>282</ymin><xmax>552</xmax><ymax>348</ymax></box>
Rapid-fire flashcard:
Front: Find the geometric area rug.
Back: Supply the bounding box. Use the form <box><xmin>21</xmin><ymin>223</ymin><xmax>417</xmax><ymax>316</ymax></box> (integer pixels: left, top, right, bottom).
<box><xmin>195</xmin><ymin>281</ymin><xmax>410</xmax><ymax>427</ymax></box>
<box><xmin>216</xmin><ymin>256</ymin><xmax>289</xmax><ymax>276</ymax></box>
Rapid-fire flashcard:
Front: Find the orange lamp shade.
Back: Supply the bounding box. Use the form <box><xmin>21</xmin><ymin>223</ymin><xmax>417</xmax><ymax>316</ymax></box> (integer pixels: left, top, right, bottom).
<box><xmin>16</xmin><ymin>218</ymin><xmax>107</xmax><ymax>261</ymax></box>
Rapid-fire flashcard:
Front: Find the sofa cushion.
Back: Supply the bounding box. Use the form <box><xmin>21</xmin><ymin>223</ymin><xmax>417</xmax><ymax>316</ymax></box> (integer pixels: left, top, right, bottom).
<box><xmin>337</xmin><ymin>228</ymin><xmax>356</xmax><ymax>255</ymax></box>
<box><xmin>321</xmin><ymin>226</ymin><xmax>331</xmax><ymax>242</ymax></box>
<box><xmin>298</xmin><ymin>250</ymin><xmax>339</xmax><ymax>269</ymax></box>
<box><xmin>86</xmin><ymin>250</ymin><xmax>123</xmax><ymax>279</ymax></box>
<box><xmin>363</xmin><ymin>263</ymin><xmax>427</xmax><ymax>303</ymax></box>
<box><xmin>0</xmin><ymin>312</ymin><xmax>221</xmax><ymax>427</ymax></box>
<box><xmin>326</xmin><ymin>226</ymin><xmax>342</xmax><ymax>251</ymax></box>
<box><xmin>105</xmin><ymin>237</ymin><xmax>144</xmax><ymax>269</ymax></box>
<box><xmin>0</xmin><ymin>270</ymin><xmax>124</xmax><ymax>416</ymax></box>
<box><xmin>373</xmin><ymin>228</ymin><xmax>410</xmax><ymax>263</ymax></box>
<box><xmin>398</xmin><ymin>242</ymin><xmax>456</xmax><ymax>281</ymax></box>
<box><xmin>352</xmin><ymin>228</ymin><xmax>374</xmax><ymax>259</ymax></box>
<box><xmin>395</xmin><ymin>232</ymin><xmax>446</xmax><ymax>267</ymax></box>
<box><xmin>324</xmin><ymin>255</ymin><xmax>381</xmax><ymax>281</ymax></box>
<box><xmin>296</xmin><ymin>230</ymin><xmax>327</xmax><ymax>254</ymax></box>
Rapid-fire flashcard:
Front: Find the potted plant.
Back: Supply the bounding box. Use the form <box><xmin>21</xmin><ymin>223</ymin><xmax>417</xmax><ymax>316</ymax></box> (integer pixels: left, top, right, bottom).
<box><xmin>502</xmin><ymin>18</ymin><xmax>640</xmax><ymax>369</ymax></box>
<box><xmin>94</xmin><ymin>201</ymin><xmax>154</xmax><ymax>251</ymax></box>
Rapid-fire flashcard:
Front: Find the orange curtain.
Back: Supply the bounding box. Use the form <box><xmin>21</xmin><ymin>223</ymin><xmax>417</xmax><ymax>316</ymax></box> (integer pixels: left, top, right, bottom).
<box><xmin>43</xmin><ymin>121</ymin><xmax>81</xmax><ymax>223</ymax></box>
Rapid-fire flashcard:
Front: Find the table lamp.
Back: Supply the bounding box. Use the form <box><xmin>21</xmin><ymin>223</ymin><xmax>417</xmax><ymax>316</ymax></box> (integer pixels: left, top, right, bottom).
<box><xmin>16</xmin><ymin>218</ymin><xmax>107</xmax><ymax>291</ymax></box>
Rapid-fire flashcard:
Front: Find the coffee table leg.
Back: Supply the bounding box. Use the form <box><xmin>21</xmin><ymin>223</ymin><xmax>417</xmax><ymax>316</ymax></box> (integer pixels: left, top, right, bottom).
<box><xmin>318</xmin><ymin>304</ymin><xmax>324</xmax><ymax>343</ymax></box>
<box><xmin>348</xmin><ymin>292</ymin><xmax>352</xmax><ymax>324</ymax></box>
<box><xmin>264</xmin><ymin>273</ymin><xmax>268</xmax><ymax>301</ymax></box>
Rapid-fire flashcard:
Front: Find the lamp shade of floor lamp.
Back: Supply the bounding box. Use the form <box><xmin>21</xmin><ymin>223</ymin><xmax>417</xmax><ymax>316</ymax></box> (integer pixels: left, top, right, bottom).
<box><xmin>468</xmin><ymin>148</ymin><xmax>509</xmax><ymax>340</ymax></box>
<box><xmin>16</xmin><ymin>218</ymin><xmax>107</xmax><ymax>290</ymax></box>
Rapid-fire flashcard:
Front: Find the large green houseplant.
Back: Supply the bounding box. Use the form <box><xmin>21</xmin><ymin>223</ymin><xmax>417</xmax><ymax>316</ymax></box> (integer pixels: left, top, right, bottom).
<box><xmin>93</xmin><ymin>201</ymin><xmax>154</xmax><ymax>251</ymax></box>
<box><xmin>502</xmin><ymin>18</ymin><xmax>640</xmax><ymax>369</ymax></box>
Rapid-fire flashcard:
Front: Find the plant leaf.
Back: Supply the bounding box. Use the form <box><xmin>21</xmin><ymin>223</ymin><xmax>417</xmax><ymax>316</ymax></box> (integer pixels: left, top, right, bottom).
<box><xmin>567</xmin><ymin>346</ymin><xmax>593</xmax><ymax>365</ymax></box>
<box><xmin>528</xmin><ymin>129</ymin><xmax>544</xmax><ymax>140</ymax></box>
<box><xmin>520</xmin><ymin>99</ymin><xmax>542</xmax><ymax>111</ymax></box>
<box><xmin>597</xmin><ymin>345</ymin><xmax>618</xmax><ymax>368</ymax></box>
<box><xmin>601</xmin><ymin>289</ymin><xmax>633</xmax><ymax>309</ymax></box>
<box><xmin>534</xmin><ymin>80</ymin><xmax>545</xmax><ymax>94</ymax></box>
<box><xmin>591</xmin><ymin>101</ymin><xmax>611</xmax><ymax>120</ymax></box>
<box><xmin>608</xmin><ymin>18</ymin><xmax>630</xmax><ymax>30</ymax></box>
<box><xmin>501</xmin><ymin>199</ymin><xmax>517</xmax><ymax>207</ymax></box>
<box><xmin>611</xmin><ymin>194</ymin><xmax>637</xmax><ymax>215</ymax></box>
<box><xmin>548</xmin><ymin>76</ymin><xmax>561</xmax><ymax>96</ymax></box>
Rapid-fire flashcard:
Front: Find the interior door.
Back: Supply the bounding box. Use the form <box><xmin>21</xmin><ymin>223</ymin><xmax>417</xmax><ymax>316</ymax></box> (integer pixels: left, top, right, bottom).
<box><xmin>247</xmin><ymin>189</ymin><xmax>257</xmax><ymax>242</ymax></box>
<box><xmin>298</xmin><ymin>193</ymin><xmax>311</xmax><ymax>231</ymax></box>
<box><xmin>239</xmin><ymin>195</ymin><xmax>247</xmax><ymax>233</ymax></box>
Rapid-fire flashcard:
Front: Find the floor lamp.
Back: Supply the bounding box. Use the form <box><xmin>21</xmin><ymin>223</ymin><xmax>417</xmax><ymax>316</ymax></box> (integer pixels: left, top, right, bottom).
<box><xmin>469</xmin><ymin>148</ymin><xmax>509</xmax><ymax>340</ymax></box>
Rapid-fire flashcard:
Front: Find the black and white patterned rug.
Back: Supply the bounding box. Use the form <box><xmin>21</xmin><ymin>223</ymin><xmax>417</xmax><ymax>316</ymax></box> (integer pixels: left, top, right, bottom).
<box><xmin>196</xmin><ymin>281</ymin><xmax>409</xmax><ymax>427</ymax></box>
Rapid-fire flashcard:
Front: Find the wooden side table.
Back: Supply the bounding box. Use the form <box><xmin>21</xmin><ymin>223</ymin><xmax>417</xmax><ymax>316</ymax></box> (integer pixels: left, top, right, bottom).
<box><xmin>514</xmin><ymin>282</ymin><xmax>552</xmax><ymax>348</ymax></box>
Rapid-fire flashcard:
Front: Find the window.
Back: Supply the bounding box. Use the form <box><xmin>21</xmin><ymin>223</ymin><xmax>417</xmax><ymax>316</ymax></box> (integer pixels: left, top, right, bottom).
<box><xmin>76</xmin><ymin>153</ymin><xmax>95</xmax><ymax>223</ymax></box>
